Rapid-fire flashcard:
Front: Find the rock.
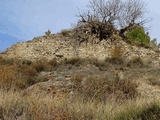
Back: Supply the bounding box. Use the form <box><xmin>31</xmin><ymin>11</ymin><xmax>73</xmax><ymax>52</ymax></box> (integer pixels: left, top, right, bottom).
<box><xmin>116</xmin><ymin>71</ymin><xmax>124</xmax><ymax>80</ymax></box>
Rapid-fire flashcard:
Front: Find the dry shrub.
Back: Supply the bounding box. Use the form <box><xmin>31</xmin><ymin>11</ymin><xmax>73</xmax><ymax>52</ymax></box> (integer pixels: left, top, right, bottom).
<box><xmin>33</xmin><ymin>59</ymin><xmax>48</xmax><ymax>72</ymax></box>
<box><xmin>65</xmin><ymin>57</ymin><xmax>82</xmax><ymax>65</ymax></box>
<box><xmin>87</xmin><ymin>58</ymin><xmax>109</xmax><ymax>70</ymax></box>
<box><xmin>127</xmin><ymin>57</ymin><xmax>144</xmax><ymax>67</ymax></box>
<box><xmin>107</xmin><ymin>46</ymin><xmax>124</xmax><ymax>64</ymax></box>
<box><xmin>48</xmin><ymin>58</ymin><xmax>57</xmax><ymax>67</ymax></box>
<box><xmin>73</xmin><ymin>76</ymin><xmax>138</xmax><ymax>102</ymax></box>
<box><xmin>0</xmin><ymin>57</ymin><xmax>60</xmax><ymax>89</ymax></box>
<box><xmin>0</xmin><ymin>64</ymin><xmax>27</xmax><ymax>89</ymax></box>
<box><xmin>21</xmin><ymin>59</ymin><xmax>32</xmax><ymax>66</ymax></box>
<box><xmin>105</xmin><ymin>57</ymin><xmax>124</xmax><ymax>64</ymax></box>
<box><xmin>111</xmin><ymin>45</ymin><xmax>123</xmax><ymax>58</ymax></box>
<box><xmin>61</xmin><ymin>29</ymin><xmax>69</xmax><ymax>36</ymax></box>
<box><xmin>0</xmin><ymin>57</ymin><xmax>15</xmax><ymax>65</ymax></box>
<box><xmin>0</xmin><ymin>65</ymin><xmax>17</xmax><ymax>88</ymax></box>
<box><xmin>20</xmin><ymin>66</ymin><xmax>38</xmax><ymax>86</ymax></box>
<box><xmin>70</xmin><ymin>74</ymin><xmax>83</xmax><ymax>90</ymax></box>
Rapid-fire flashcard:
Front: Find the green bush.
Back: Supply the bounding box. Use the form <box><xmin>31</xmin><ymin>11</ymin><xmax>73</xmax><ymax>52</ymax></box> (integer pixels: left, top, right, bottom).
<box><xmin>125</xmin><ymin>26</ymin><xmax>150</xmax><ymax>47</ymax></box>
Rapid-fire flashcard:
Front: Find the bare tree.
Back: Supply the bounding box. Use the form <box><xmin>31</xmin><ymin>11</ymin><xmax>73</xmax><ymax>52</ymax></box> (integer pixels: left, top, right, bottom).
<box><xmin>119</xmin><ymin>0</ymin><xmax>148</xmax><ymax>37</ymax></box>
<box><xmin>76</xmin><ymin>0</ymin><xmax>148</xmax><ymax>43</ymax></box>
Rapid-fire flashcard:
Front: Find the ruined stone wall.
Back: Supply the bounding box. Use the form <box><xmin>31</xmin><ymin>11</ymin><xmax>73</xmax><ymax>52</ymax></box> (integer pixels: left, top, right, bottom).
<box><xmin>2</xmin><ymin>33</ymin><xmax>160</xmax><ymax>67</ymax></box>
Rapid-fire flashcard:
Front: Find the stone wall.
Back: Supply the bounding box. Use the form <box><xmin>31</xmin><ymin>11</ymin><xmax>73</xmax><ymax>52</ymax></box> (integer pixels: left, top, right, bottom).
<box><xmin>2</xmin><ymin>33</ymin><xmax>160</xmax><ymax>67</ymax></box>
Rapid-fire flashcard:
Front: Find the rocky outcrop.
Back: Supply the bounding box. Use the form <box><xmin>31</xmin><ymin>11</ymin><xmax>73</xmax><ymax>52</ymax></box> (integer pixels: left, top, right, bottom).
<box><xmin>2</xmin><ymin>31</ymin><xmax>160</xmax><ymax>67</ymax></box>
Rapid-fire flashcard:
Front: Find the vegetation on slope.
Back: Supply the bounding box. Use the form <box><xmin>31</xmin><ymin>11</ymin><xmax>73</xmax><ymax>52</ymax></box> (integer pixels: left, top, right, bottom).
<box><xmin>0</xmin><ymin>0</ymin><xmax>160</xmax><ymax>119</ymax></box>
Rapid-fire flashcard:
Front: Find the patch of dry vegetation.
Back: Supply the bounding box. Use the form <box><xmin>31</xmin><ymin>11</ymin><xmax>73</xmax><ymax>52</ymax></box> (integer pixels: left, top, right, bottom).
<box><xmin>0</xmin><ymin>88</ymin><xmax>159</xmax><ymax>120</ymax></box>
<box><xmin>0</xmin><ymin>56</ymin><xmax>160</xmax><ymax>119</ymax></box>
<box><xmin>71</xmin><ymin>75</ymin><xmax>138</xmax><ymax>102</ymax></box>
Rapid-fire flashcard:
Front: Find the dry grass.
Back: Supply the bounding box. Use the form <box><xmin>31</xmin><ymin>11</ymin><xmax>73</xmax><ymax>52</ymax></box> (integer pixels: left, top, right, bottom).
<box><xmin>0</xmin><ymin>57</ymin><xmax>160</xmax><ymax>119</ymax></box>
<box><xmin>0</xmin><ymin>58</ymin><xmax>50</xmax><ymax>89</ymax></box>
<box><xmin>148</xmin><ymin>78</ymin><xmax>160</xmax><ymax>87</ymax></box>
<box><xmin>106</xmin><ymin>45</ymin><xmax>125</xmax><ymax>64</ymax></box>
<box><xmin>71</xmin><ymin>75</ymin><xmax>138</xmax><ymax>102</ymax></box>
<box><xmin>0</xmin><ymin>88</ymin><xmax>159</xmax><ymax>120</ymax></box>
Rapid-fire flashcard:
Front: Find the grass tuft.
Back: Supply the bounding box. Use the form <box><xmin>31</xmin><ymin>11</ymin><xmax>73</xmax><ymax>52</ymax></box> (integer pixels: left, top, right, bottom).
<box><xmin>114</xmin><ymin>102</ymin><xmax>160</xmax><ymax>120</ymax></box>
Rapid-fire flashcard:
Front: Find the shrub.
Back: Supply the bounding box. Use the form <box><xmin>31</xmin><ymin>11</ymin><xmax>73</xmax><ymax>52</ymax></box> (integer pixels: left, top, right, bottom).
<box><xmin>21</xmin><ymin>59</ymin><xmax>32</xmax><ymax>66</ymax></box>
<box><xmin>33</xmin><ymin>60</ymin><xmax>48</xmax><ymax>72</ymax></box>
<box><xmin>48</xmin><ymin>58</ymin><xmax>58</xmax><ymax>70</ymax></box>
<box><xmin>70</xmin><ymin>74</ymin><xmax>83</xmax><ymax>91</ymax></box>
<box><xmin>125</xmin><ymin>26</ymin><xmax>150</xmax><ymax>47</ymax></box>
<box><xmin>61</xmin><ymin>29</ymin><xmax>69</xmax><ymax>36</ymax></box>
<box><xmin>0</xmin><ymin>64</ymin><xmax>29</xmax><ymax>89</ymax></box>
<box><xmin>45</xmin><ymin>29</ymin><xmax>51</xmax><ymax>36</ymax></box>
<box><xmin>72</xmin><ymin>76</ymin><xmax>138</xmax><ymax>102</ymax></box>
<box><xmin>105</xmin><ymin>57</ymin><xmax>124</xmax><ymax>65</ymax></box>
<box><xmin>107</xmin><ymin>45</ymin><xmax>124</xmax><ymax>64</ymax></box>
<box><xmin>86</xmin><ymin>58</ymin><xmax>109</xmax><ymax>70</ymax></box>
<box><xmin>0</xmin><ymin>57</ymin><xmax>15</xmax><ymax>65</ymax></box>
<box><xmin>112</xmin><ymin>46</ymin><xmax>123</xmax><ymax>58</ymax></box>
<box><xmin>0</xmin><ymin>65</ymin><xmax>18</xmax><ymax>89</ymax></box>
<box><xmin>65</xmin><ymin>58</ymin><xmax>82</xmax><ymax>65</ymax></box>
<box><xmin>127</xmin><ymin>57</ymin><xmax>145</xmax><ymax>67</ymax></box>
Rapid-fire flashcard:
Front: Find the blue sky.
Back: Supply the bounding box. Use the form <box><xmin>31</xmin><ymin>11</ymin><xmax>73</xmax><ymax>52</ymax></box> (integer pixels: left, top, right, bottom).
<box><xmin>0</xmin><ymin>0</ymin><xmax>160</xmax><ymax>51</ymax></box>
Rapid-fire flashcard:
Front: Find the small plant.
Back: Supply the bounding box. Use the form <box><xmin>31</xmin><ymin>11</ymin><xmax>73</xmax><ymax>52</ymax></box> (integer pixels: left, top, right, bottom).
<box><xmin>45</xmin><ymin>29</ymin><xmax>51</xmax><ymax>36</ymax></box>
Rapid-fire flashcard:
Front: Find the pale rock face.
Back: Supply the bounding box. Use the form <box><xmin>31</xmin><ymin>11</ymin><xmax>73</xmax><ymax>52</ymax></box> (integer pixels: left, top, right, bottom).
<box><xmin>1</xmin><ymin>32</ymin><xmax>160</xmax><ymax>67</ymax></box>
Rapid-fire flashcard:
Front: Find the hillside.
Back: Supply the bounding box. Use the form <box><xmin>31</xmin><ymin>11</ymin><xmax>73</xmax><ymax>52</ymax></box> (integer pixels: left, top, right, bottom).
<box><xmin>1</xmin><ymin>29</ymin><xmax>160</xmax><ymax>67</ymax></box>
<box><xmin>0</xmin><ymin>30</ymin><xmax>160</xmax><ymax>119</ymax></box>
